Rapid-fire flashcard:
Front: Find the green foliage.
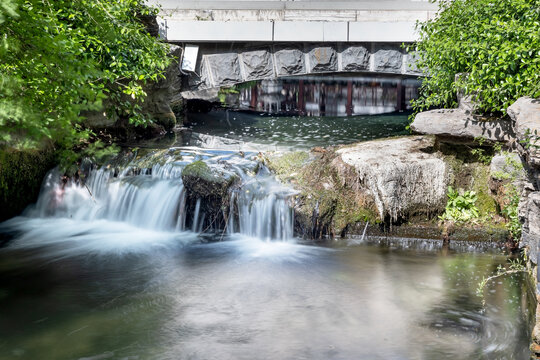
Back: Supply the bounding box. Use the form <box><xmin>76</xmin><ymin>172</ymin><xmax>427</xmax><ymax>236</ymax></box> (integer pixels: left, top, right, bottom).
<box><xmin>439</xmin><ymin>186</ymin><xmax>480</xmax><ymax>222</ymax></box>
<box><xmin>502</xmin><ymin>184</ymin><xmax>521</xmax><ymax>240</ymax></box>
<box><xmin>0</xmin><ymin>0</ymin><xmax>171</xmax><ymax>155</ymax></box>
<box><xmin>409</xmin><ymin>0</ymin><xmax>540</xmax><ymax>115</ymax></box>
<box><xmin>520</xmin><ymin>128</ymin><xmax>540</xmax><ymax>150</ymax></box>
<box><xmin>470</xmin><ymin>137</ymin><xmax>502</xmax><ymax>165</ymax></box>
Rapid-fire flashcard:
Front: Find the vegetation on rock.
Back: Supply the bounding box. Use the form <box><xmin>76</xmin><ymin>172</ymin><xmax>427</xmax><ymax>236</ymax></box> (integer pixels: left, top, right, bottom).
<box><xmin>439</xmin><ymin>187</ymin><xmax>480</xmax><ymax>222</ymax></box>
<box><xmin>410</xmin><ymin>0</ymin><xmax>540</xmax><ymax>115</ymax></box>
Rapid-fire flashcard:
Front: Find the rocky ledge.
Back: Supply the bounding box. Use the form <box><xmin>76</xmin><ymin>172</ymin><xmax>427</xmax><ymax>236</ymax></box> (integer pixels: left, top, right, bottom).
<box><xmin>266</xmin><ymin>135</ymin><xmax>504</xmax><ymax>241</ymax></box>
<box><xmin>410</xmin><ymin>109</ymin><xmax>515</xmax><ymax>144</ymax></box>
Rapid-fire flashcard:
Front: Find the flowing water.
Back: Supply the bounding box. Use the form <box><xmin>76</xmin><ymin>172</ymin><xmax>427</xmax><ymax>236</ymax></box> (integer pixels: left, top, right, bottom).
<box><xmin>0</xmin><ymin>114</ymin><xmax>535</xmax><ymax>359</ymax></box>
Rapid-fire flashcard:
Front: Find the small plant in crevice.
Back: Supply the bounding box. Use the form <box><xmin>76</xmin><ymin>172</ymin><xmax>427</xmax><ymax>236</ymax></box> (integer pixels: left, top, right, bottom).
<box><xmin>492</xmin><ymin>151</ymin><xmax>526</xmax><ymax>242</ymax></box>
<box><xmin>439</xmin><ymin>186</ymin><xmax>479</xmax><ymax>222</ymax></box>
<box><xmin>470</xmin><ymin>137</ymin><xmax>502</xmax><ymax>165</ymax></box>
<box><xmin>501</xmin><ymin>183</ymin><xmax>521</xmax><ymax>241</ymax></box>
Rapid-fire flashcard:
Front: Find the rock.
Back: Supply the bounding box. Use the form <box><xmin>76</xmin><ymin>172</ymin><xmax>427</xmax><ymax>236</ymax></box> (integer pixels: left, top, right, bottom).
<box><xmin>181</xmin><ymin>160</ymin><xmax>238</xmax><ymax>200</ymax></box>
<box><xmin>490</xmin><ymin>153</ymin><xmax>524</xmax><ymax>179</ymax></box>
<box><xmin>308</xmin><ymin>46</ymin><xmax>337</xmax><ymax>73</ymax></box>
<box><xmin>241</xmin><ymin>49</ymin><xmax>274</xmax><ymax>80</ymax></box>
<box><xmin>411</xmin><ymin>109</ymin><xmax>515</xmax><ymax>144</ymax></box>
<box><xmin>142</xmin><ymin>44</ymin><xmax>183</xmax><ymax>130</ymax></box>
<box><xmin>181</xmin><ymin>160</ymin><xmax>239</xmax><ymax>231</ymax></box>
<box><xmin>373</xmin><ymin>47</ymin><xmax>403</xmax><ymax>73</ymax></box>
<box><xmin>80</xmin><ymin>110</ymin><xmax>116</xmax><ymax>128</ymax></box>
<box><xmin>274</xmin><ymin>48</ymin><xmax>306</xmax><ymax>76</ymax></box>
<box><xmin>181</xmin><ymin>88</ymin><xmax>220</xmax><ymax>102</ymax></box>
<box><xmin>507</xmin><ymin>96</ymin><xmax>540</xmax><ymax>167</ymax></box>
<box><xmin>341</xmin><ymin>46</ymin><xmax>370</xmax><ymax>71</ymax></box>
<box><xmin>206</xmin><ymin>53</ymin><xmax>243</xmax><ymax>86</ymax></box>
<box><xmin>520</xmin><ymin>191</ymin><xmax>540</xmax><ymax>264</ymax></box>
<box><xmin>335</xmin><ymin>136</ymin><xmax>449</xmax><ymax>221</ymax></box>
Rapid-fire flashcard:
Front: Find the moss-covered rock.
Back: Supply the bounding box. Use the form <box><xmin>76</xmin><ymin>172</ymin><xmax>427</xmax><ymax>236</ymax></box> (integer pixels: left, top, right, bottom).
<box><xmin>267</xmin><ymin>136</ymin><xmax>505</xmax><ymax>241</ymax></box>
<box><xmin>0</xmin><ymin>147</ymin><xmax>56</xmax><ymax>221</ymax></box>
<box><xmin>181</xmin><ymin>160</ymin><xmax>239</xmax><ymax>231</ymax></box>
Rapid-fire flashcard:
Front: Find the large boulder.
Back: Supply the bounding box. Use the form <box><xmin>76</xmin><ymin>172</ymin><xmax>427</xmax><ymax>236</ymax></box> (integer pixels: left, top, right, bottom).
<box><xmin>334</xmin><ymin>136</ymin><xmax>449</xmax><ymax>221</ymax></box>
<box><xmin>507</xmin><ymin>96</ymin><xmax>540</xmax><ymax>167</ymax></box>
<box><xmin>411</xmin><ymin>109</ymin><xmax>515</xmax><ymax>144</ymax></box>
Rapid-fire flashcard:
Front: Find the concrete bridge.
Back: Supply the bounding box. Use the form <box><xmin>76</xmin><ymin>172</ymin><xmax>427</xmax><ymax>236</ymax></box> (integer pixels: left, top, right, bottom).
<box><xmin>149</xmin><ymin>1</ymin><xmax>437</xmax><ymax>95</ymax></box>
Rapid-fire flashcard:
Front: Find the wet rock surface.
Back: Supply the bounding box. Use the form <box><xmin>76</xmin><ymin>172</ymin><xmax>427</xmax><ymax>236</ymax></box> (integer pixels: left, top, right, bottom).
<box><xmin>181</xmin><ymin>160</ymin><xmax>239</xmax><ymax>229</ymax></box>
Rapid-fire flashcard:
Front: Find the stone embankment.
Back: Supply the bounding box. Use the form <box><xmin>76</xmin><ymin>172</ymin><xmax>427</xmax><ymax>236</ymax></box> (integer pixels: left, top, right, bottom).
<box><xmin>411</xmin><ymin>95</ymin><xmax>540</xmax><ymax>356</ymax></box>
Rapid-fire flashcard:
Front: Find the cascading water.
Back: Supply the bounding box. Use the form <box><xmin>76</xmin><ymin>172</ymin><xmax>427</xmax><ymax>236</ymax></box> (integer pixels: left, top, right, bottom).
<box><xmin>9</xmin><ymin>147</ymin><xmax>297</xmax><ymax>244</ymax></box>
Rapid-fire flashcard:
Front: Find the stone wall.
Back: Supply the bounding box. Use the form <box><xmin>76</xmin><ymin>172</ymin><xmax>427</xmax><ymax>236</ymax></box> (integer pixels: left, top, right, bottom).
<box><xmin>182</xmin><ymin>42</ymin><xmax>420</xmax><ymax>94</ymax></box>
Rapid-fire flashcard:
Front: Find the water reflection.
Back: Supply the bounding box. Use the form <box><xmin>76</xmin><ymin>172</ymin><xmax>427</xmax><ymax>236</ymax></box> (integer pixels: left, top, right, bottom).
<box><xmin>0</xmin><ymin>237</ymin><xmax>533</xmax><ymax>360</ymax></box>
<box><xmin>235</xmin><ymin>77</ymin><xmax>420</xmax><ymax>116</ymax></box>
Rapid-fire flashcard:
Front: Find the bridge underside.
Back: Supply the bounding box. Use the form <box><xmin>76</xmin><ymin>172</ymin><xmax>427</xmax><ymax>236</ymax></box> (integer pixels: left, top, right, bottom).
<box><xmin>178</xmin><ymin>42</ymin><xmax>421</xmax><ymax>97</ymax></box>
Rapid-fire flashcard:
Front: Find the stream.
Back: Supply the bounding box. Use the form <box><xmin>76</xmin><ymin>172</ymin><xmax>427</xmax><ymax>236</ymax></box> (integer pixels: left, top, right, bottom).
<box><xmin>0</xmin><ymin>112</ymin><xmax>534</xmax><ymax>359</ymax></box>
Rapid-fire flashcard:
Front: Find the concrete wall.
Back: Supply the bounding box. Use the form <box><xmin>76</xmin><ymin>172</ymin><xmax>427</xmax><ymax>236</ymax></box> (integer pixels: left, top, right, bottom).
<box><xmin>152</xmin><ymin>0</ymin><xmax>439</xmax><ymax>42</ymax></box>
<box><xmin>163</xmin><ymin>20</ymin><xmax>418</xmax><ymax>43</ymax></box>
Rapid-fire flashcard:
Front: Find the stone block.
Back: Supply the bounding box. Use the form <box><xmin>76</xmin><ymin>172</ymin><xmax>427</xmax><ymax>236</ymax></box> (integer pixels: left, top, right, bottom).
<box><xmin>274</xmin><ymin>48</ymin><xmax>306</xmax><ymax>76</ymax></box>
<box><xmin>373</xmin><ymin>48</ymin><xmax>403</xmax><ymax>73</ymax></box>
<box><xmin>206</xmin><ymin>53</ymin><xmax>242</xmax><ymax>86</ymax></box>
<box><xmin>341</xmin><ymin>46</ymin><xmax>370</xmax><ymax>71</ymax></box>
<box><xmin>308</xmin><ymin>46</ymin><xmax>337</xmax><ymax>73</ymax></box>
<box><xmin>241</xmin><ymin>49</ymin><xmax>274</xmax><ymax>80</ymax></box>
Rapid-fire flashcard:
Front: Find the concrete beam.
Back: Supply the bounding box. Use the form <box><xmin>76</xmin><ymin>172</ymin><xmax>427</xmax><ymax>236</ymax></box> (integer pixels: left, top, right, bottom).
<box><xmin>349</xmin><ymin>22</ymin><xmax>417</xmax><ymax>42</ymax></box>
<box><xmin>165</xmin><ymin>20</ymin><xmax>273</xmax><ymax>42</ymax></box>
<box><xmin>163</xmin><ymin>19</ymin><xmax>417</xmax><ymax>42</ymax></box>
<box><xmin>152</xmin><ymin>0</ymin><xmax>439</xmax><ymax>11</ymax></box>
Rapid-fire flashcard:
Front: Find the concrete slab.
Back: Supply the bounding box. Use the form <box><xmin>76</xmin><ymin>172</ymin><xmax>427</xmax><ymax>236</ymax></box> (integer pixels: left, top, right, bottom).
<box><xmin>349</xmin><ymin>22</ymin><xmax>417</xmax><ymax>42</ymax></box>
<box><xmin>166</xmin><ymin>20</ymin><xmax>273</xmax><ymax>41</ymax></box>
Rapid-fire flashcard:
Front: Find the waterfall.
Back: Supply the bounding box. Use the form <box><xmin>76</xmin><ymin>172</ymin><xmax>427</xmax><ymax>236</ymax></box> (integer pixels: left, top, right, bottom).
<box><xmin>22</xmin><ymin>148</ymin><xmax>296</xmax><ymax>241</ymax></box>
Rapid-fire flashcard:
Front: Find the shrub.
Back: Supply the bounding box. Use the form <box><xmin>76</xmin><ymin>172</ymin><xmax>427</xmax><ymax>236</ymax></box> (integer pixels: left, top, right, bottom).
<box><xmin>409</xmin><ymin>0</ymin><xmax>540</xmax><ymax>115</ymax></box>
<box><xmin>0</xmin><ymin>0</ymin><xmax>171</xmax><ymax>156</ymax></box>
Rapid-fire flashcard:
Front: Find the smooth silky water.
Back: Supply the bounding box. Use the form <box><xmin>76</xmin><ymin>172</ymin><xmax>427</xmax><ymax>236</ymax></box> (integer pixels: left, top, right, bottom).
<box><xmin>0</xmin><ymin>114</ymin><xmax>535</xmax><ymax>359</ymax></box>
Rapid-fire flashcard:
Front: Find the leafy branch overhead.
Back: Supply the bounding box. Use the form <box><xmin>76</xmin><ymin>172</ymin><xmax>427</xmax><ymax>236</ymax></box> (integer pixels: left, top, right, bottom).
<box><xmin>409</xmin><ymin>0</ymin><xmax>540</xmax><ymax>115</ymax></box>
<box><xmin>0</xmin><ymin>0</ymin><xmax>171</xmax><ymax>151</ymax></box>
